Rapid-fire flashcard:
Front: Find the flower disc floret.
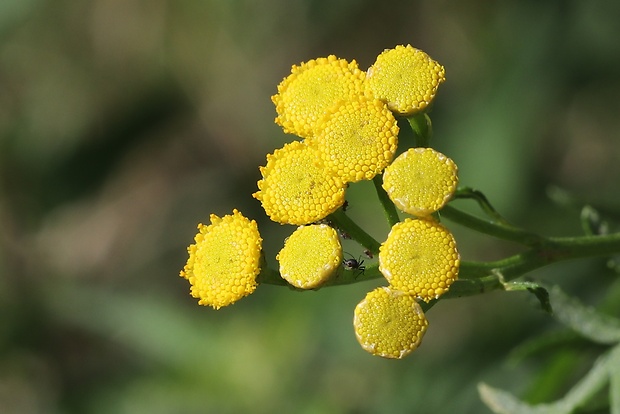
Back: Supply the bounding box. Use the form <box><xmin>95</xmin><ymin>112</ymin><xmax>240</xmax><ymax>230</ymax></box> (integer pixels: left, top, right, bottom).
<box><xmin>379</xmin><ymin>218</ymin><xmax>459</xmax><ymax>302</ymax></box>
<box><xmin>277</xmin><ymin>224</ymin><xmax>342</xmax><ymax>289</ymax></box>
<box><xmin>253</xmin><ymin>141</ymin><xmax>346</xmax><ymax>225</ymax></box>
<box><xmin>382</xmin><ymin>147</ymin><xmax>458</xmax><ymax>216</ymax></box>
<box><xmin>366</xmin><ymin>44</ymin><xmax>446</xmax><ymax>115</ymax></box>
<box><xmin>310</xmin><ymin>95</ymin><xmax>399</xmax><ymax>183</ymax></box>
<box><xmin>272</xmin><ymin>55</ymin><xmax>366</xmax><ymax>138</ymax></box>
<box><xmin>353</xmin><ymin>287</ymin><xmax>428</xmax><ymax>359</ymax></box>
<box><xmin>180</xmin><ymin>209</ymin><xmax>262</xmax><ymax>310</ymax></box>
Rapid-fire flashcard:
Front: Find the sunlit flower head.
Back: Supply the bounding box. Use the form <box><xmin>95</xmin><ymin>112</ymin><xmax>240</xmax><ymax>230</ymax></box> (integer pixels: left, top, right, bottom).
<box><xmin>382</xmin><ymin>147</ymin><xmax>458</xmax><ymax>217</ymax></box>
<box><xmin>366</xmin><ymin>45</ymin><xmax>445</xmax><ymax>116</ymax></box>
<box><xmin>310</xmin><ymin>95</ymin><xmax>399</xmax><ymax>183</ymax></box>
<box><xmin>272</xmin><ymin>55</ymin><xmax>366</xmax><ymax>138</ymax></box>
<box><xmin>180</xmin><ymin>209</ymin><xmax>262</xmax><ymax>310</ymax></box>
<box><xmin>379</xmin><ymin>218</ymin><xmax>459</xmax><ymax>302</ymax></box>
<box><xmin>353</xmin><ymin>286</ymin><xmax>428</xmax><ymax>359</ymax></box>
<box><xmin>277</xmin><ymin>224</ymin><xmax>342</xmax><ymax>289</ymax></box>
<box><xmin>253</xmin><ymin>140</ymin><xmax>346</xmax><ymax>225</ymax></box>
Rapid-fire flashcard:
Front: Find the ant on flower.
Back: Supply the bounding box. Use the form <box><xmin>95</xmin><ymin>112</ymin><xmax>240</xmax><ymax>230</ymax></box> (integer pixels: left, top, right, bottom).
<box><xmin>343</xmin><ymin>253</ymin><xmax>366</xmax><ymax>278</ymax></box>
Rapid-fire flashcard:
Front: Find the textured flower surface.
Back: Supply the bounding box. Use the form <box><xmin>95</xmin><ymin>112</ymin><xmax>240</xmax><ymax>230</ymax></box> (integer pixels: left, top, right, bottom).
<box><xmin>353</xmin><ymin>286</ymin><xmax>428</xmax><ymax>359</ymax></box>
<box><xmin>366</xmin><ymin>44</ymin><xmax>445</xmax><ymax>115</ymax></box>
<box><xmin>379</xmin><ymin>218</ymin><xmax>459</xmax><ymax>302</ymax></box>
<box><xmin>180</xmin><ymin>209</ymin><xmax>262</xmax><ymax>310</ymax></box>
<box><xmin>310</xmin><ymin>95</ymin><xmax>399</xmax><ymax>183</ymax></box>
<box><xmin>277</xmin><ymin>224</ymin><xmax>342</xmax><ymax>289</ymax></box>
<box><xmin>272</xmin><ymin>55</ymin><xmax>366</xmax><ymax>138</ymax></box>
<box><xmin>382</xmin><ymin>147</ymin><xmax>458</xmax><ymax>216</ymax></box>
<box><xmin>253</xmin><ymin>140</ymin><xmax>346</xmax><ymax>225</ymax></box>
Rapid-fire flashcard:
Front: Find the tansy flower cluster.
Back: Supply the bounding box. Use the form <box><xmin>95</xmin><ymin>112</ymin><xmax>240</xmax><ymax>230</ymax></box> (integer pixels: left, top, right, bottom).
<box><xmin>180</xmin><ymin>44</ymin><xmax>459</xmax><ymax>359</ymax></box>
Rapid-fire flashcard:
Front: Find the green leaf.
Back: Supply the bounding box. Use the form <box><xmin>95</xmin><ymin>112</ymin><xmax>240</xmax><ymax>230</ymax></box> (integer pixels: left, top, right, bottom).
<box><xmin>480</xmin><ymin>347</ymin><xmax>616</xmax><ymax>414</ymax></box>
<box><xmin>549</xmin><ymin>285</ymin><xmax>620</xmax><ymax>344</ymax></box>
<box><xmin>503</xmin><ymin>280</ymin><xmax>552</xmax><ymax>313</ymax></box>
<box><xmin>478</xmin><ymin>383</ymin><xmax>563</xmax><ymax>414</ymax></box>
<box><xmin>610</xmin><ymin>345</ymin><xmax>620</xmax><ymax>414</ymax></box>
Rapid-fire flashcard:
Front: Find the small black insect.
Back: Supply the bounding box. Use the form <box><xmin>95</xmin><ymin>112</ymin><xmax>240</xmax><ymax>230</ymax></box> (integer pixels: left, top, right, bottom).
<box><xmin>363</xmin><ymin>249</ymin><xmax>374</xmax><ymax>259</ymax></box>
<box><xmin>343</xmin><ymin>254</ymin><xmax>365</xmax><ymax>275</ymax></box>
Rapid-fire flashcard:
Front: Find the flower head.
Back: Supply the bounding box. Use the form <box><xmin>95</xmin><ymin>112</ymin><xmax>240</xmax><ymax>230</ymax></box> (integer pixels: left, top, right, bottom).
<box><xmin>353</xmin><ymin>286</ymin><xmax>428</xmax><ymax>359</ymax></box>
<box><xmin>366</xmin><ymin>45</ymin><xmax>445</xmax><ymax>115</ymax></box>
<box><xmin>276</xmin><ymin>224</ymin><xmax>342</xmax><ymax>289</ymax></box>
<box><xmin>382</xmin><ymin>147</ymin><xmax>458</xmax><ymax>216</ymax></box>
<box><xmin>253</xmin><ymin>140</ymin><xmax>346</xmax><ymax>225</ymax></box>
<box><xmin>310</xmin><ymin>95</ymin><xmax>399</xmax><ymax>183</ymax></box>
<box><xmin>272</xmin><ymin>55</ymin><xmax>366</xmax><ymax>138</ymax></box>
<box><xmin>180</xmin><ymin>209</ymin><xmax>262</xmax><ymax>309</ymax></box>
<box><xmin>379</xmin><ymin>218</ymin><xmax>459</xmax><ymax>302</ymax></box>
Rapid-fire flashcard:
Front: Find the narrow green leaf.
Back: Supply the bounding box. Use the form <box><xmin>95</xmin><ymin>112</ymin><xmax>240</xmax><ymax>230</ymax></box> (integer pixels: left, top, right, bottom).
<box><xmin>560</xmin><ymin>349</ymin><xmax>612</xmax><ymax>410</ymax></box>
<box><xmin>503</xmin><ymin>280</ymin><xmax>552</xmax><ymax>313</ymax></box>
<box><xmin>610</xmin><ymin>345</ymin><xmax>620</xmax><ymax>414</ymax></box>
<box><xmin>549</xmin><ymin>285</ymin><xmax>620</xmax><ymax>344</ymax></box>
<box><xmin>478</xmin><ymin>383</ymin><xmax>563</xmax><ymax>414</ymax></box>
<box><xmin>480</xmin><ymin>348</ymin><xmax>615</xmax><ymax>414</ymax></box>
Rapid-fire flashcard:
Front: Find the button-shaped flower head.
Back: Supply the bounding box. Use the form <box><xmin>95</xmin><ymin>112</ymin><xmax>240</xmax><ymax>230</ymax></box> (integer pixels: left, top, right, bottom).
<box><xmin>253</xmin><ymin>140</ymin><xmax>346</xmax><ymax>225</ymax></box>
<box><xmin>353</xmin><ymin>286</ymin><xmax>428</xmax><ymax>359</ymax></box>
<box><xmin>272</xmin><ymin>55</ymin><xmax>366</xmax><ymax>138</ymax></box>
<box><xmin>379</xmin><ymin>218</ymin><xmax>459</xmax><ymax>302</ymax></box>
<box><xmin>276</xmin><ymin>224</ymin><xmax>342</xmax><ymax>289</ymax></box>
<box><xmin>366</xmin><ymin>44</ymin><xmax>445</xmax><ymax>116</ymax></box>
<box><xmin>382</xmin><ymin>147</ymin><xmax>458</xmax><ymax>217</ymax></box>
<box><xmin>180</xmin><ymin>209</ymin><xmax>262</xmax><ymax>310</ymax></box>
<box><xmin>310</xmin><ymin>95</ymin><xmax>399</xmax><ymax>183</ymax></box>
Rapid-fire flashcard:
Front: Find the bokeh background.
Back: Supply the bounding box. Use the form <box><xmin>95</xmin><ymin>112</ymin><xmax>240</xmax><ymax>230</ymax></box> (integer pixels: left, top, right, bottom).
<box><xmin>1</xmin><ymin>1</ymin><xmax>620</xmax><ymax>413</ymax></box>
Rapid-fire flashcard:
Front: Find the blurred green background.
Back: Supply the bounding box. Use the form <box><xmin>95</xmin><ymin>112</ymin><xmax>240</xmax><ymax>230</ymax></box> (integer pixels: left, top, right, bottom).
<box><xmin>1</xmin><ymin>1</ymin><xmax>619</xmax><ymax>413</ymax></box>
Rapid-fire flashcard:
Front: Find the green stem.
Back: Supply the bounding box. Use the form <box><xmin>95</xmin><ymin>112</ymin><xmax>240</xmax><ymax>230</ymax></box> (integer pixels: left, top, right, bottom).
<box><xmin>373</xmin><ymin>175</ymin><xmax>400</xmax><ymax>227</ymax></box>
<box><xmin>406</xmin><ymin>113</ymin><xmax>432</xmax><ymax>147</ymax></box>
<box><xmin>328</xmin><ymin>209</ymin><xmax>382</xmax><ymax>256</ymax></box>
<box><xmin>453</xmin><ymin>186</ymin><xmax>512</xmax><ymax>225</ymax></box>
<box><xmin>445</xmin><ymin>232</ymin><xmax>620</xmax><ymax>298</ymax></box>
<box><xmin>441</xmin><ymin>205</ymin><xmax>545</xmax><ymax>247</ymax></box>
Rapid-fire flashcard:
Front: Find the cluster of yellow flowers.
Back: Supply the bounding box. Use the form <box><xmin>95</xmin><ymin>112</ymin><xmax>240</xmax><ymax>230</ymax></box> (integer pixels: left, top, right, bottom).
<box><xmin>180</xmin><ymin>44</ymin><xmax>460</xmax><ymax>359</ymax></box>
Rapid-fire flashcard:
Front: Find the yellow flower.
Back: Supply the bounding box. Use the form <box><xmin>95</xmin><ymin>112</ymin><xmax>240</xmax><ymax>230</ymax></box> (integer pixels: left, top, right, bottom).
<box><xmin>353</xmin><ymin>286</ymin><xmax>428</xmax><ymax>359</ymax></box>
<box><xmin>366</xmin><ymin>45</ymin><xmax>445</xmax><ymax>116</ymax></box>
<box><xmin>379</xmin><ymin>218</ymin><xmax>459</xmax><ymax>302</ymax></box>
<box><xmin>180</xmin><ymin>209</ymin><xmax>262</xmax><ymax>310</ymax></box>
<box><xmin>253</xmin><ymin>140</ymin><xmax>346</xmax><ymax>225</ymax></box>
<box><xmin>310</xmin><ymin>95</ymin><xmax>399</xmax><ymax>183</ymax></box>
<box><xmin>272</xmin><ymin>55</ymin><xmax>366</xmax><ymax>138</ymax></box>
<box><xmin>382</xmin><ymin>147</ymin><xmax>458</xmax><ymax>217</ymax></box>
<box><xmin>276</xmin><ymin>224</ymin><xmax>342</xmax><ymax>289</ymax></box>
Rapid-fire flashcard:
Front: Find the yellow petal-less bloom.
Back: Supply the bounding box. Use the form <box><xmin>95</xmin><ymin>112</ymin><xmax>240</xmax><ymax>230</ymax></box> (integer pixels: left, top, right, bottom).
<box><xmin>253</xmin><ymin>140</ymin><xmax>346</xmax><ymax>225</ymax></box>
<box><xmin>310</xmin><ymin>95</ymin><xmax>399</xmax><ymax>183</ymax></box>
<box><xmin>382</xmin><ymin>147</ymin><xmax>458</xmax><ymax>217</ymax></box>
<box><xmin>366</xmin><ymin>44</ymin><xmax>445</xmax><ymax>116</ymax></box>
<box><xmin>379</xmin><ymin>218</ymin><xmax>459</xmax><ymax>302</ymax></box>
<box><xmin>353</xmin><ymin>286</ymin><xmax>428</xmax><ymax>359</ymax></box>
<box><xmin>272</xmin><ymin>55</ymin><xmax>366</xmax><ymax>138</ymax></box>
<box><xmin>180</xmin><ymin>209</ymin><xmax>262</xmax><ymax>310</ymax></box>
<box><xmin>276</xmin><ymin>224</ymin><xmax>342</xmax><ymax>289</ymax></box>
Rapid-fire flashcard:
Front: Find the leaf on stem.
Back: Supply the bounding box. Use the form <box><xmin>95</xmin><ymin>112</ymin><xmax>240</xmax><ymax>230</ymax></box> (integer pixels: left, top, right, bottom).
<box><xmin>480</xmin><ymin>344</ymin><xmax>618</xmax><ymax>414</ymax></box>
<box><xmin>502</xmin><ymin>280</ymin><xmax>552</xmax><ymax>314</ymax></box>
<box><xmin>549</xmin><ymin>285</ymin><xmax>620</xmax><ymax>345</ymax></box>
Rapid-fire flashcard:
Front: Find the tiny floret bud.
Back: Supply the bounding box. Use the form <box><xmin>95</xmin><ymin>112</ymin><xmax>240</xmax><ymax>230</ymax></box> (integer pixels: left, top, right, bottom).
<box><xmin>353</xmin><ymin>287</ymin><xmax>428</xmax><ymax>359</ymax></box>
<box><xmin>253</xmin><ymin>140</ymin><xmax>346</xmax><ymax>225</ymax></box>
<box><xmin>277</xmin><ymin>224</ymin><xmax>343</xmax><ymax>289</ymax></box>
<box><xmin>310</xmin><ymin>95</ymin><xmax>399</xmax><ymax>183</ymax></box>
<box><xmin>379</xmin><ymin>218</ymin><xmax>460</xmax><ymax>302</ymax></box>
<box><xmin>382</xmin><ymin>147</ymin><xmax>458</xmax><ymax>217</ymax></box>
<box><xmin>366</xmin><ymin>45</ymin><xmax>445</xmax><ymax>115</ymax></box>
<box><xmin>272</xmin><ymin>55</ymin><xmax>366</xmax><ymax>138</ymax></box>
<box><xmin>180</xmin><ymin>209</ymin><xmax>262</xmax><ymax>310</ymax></box>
